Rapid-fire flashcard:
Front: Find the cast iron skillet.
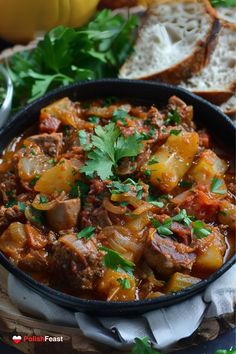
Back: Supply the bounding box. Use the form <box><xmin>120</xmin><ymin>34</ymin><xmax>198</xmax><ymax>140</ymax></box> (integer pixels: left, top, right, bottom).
<box><xmin>0</xmin><ymin>79</ymin><xmax>235</xmax><ymax>316</ymax></box>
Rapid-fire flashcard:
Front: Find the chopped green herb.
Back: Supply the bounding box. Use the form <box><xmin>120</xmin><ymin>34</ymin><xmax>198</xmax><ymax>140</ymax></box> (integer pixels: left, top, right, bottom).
<box><xmin>18</xmin><ymin>202</ymin><xmax>26</xmax><ymax>212</ymax></box>
<box><xmin>69</xmin><ymin>180</ymin><xmax>81</xmax><ymax>198</ymax></box>
<box><xmin>117</xmin><ymin>278</ymin><xmax>131</xmax><ymax>289</ymax></box>
<box><xmin>172</xmin><ymin>209</ymin><xmax>193</xmax><ymax>226</ymax></box>
<box><xmin>81</xmin><ymin>123</ymin><xmax>142</xmax><ymax>180</ymax></box>
<box><xmin>30</xmin><ymin>175</ymin><xmax>40</xmax><ymax>186</ymax></box>
<box><xmin>49</xmin><ymin>159</ymin><xmax>56</xmax><ymax>165</ymax></box>
<box><xmin>211</xmin><ymin>177</ymin><xmax>227</xmax><ymax>195</ymax></box>
<box><xmin>26</xmin><ymin>206</ymin><xmax>44</xmax><ymax>225</ymax></box>
<box><xmin>179</xmin><ymin>180</ymin><xmax>193</xmax><ymax>188</ymax></box>
<box><xmin>112</xmin><ymin>108</ymin><xmax>129</xmax><ymax>126</ymax></box>
<box><xmin>143</xmin><ymin>169</ymin><xmax>151</xmax><ymax>177</ymax></box>
<box><xmin>130</xmin><ymin>337</ymin><xmax>160</xmax><ymax>354</ymax></box>
<box><xmin>165</xmin><ymin>109</ymin><xmax>181</xmax><ymax>126</ymax></box>
<box><xmin>192</xmin><ymin>220</ymin><xmax>211</xmax><ymax>239</ymax></box>
<box><xmin>109</xmin><ymin>181</ymin><xmax>130</xmax><ymax>194</ymax></box>
<box><xmin>219</xmin><ymin>210</ymin><xmax>227</xmax><ymax>216</ymax></box>
<box><xmin>77</xmin><ymin>226</ymin><xmax>95</xmax><ymax>240</ymax></box>
<box><xmin>78</xmin><ymin>130</ymin><xmax>87</xmax><ymax>146</ymax></box>
<box><xmin>88</xmin><ymin>116</ymin><xmax>100</xmax><ymax>124</ymax></box>
<box><xmin>101</xmin><ymin>246</ymin><xmax>134</xmax><ymax>275</ymax></box>
<box><xmin>150</xmin><ymin>217</ymin><xmax>173</xmax><ymax>237</ymax></box>
<box><xmin>210</xmin><ymin>0</ymin><xmax>236</xmax><ymax>7</ymax></box>
<box><xmin>215</xmin><ymin>350</ymin><xmax>236</xmax><ymax>354</ymax></box>
<box><xmin>148</xmin><ymin>156</ymin><xmax>159</xmax><ymax>165</ymax></box>
<box><xmin>148</xmin><ymin>201</ymin><xmax>164</xmax><ymax>208</ymax></box>
<box><xmin>39</xmin><ymin>195</ymin><xmax>48</xmax><ymax>204</ymax></box>
<box><xmin>5</xmin><ymin>199</ymin><xmax>17</xmax><ymax>208</ymax></box>
<box><xmin>170</xmin><ymin>129</ymin><xmax>182</xmax><ymax>136</ymax></box>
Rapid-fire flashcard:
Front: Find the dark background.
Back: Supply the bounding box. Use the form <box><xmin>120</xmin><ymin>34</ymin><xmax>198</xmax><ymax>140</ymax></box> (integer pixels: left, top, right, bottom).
<box><xmin>0</xmin><ymin>328</ymin><xmax>235</xmax><ymax>354</ymax></box>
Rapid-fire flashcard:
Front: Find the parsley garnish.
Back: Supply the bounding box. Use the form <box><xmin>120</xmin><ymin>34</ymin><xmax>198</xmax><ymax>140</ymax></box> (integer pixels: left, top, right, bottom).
<box><xmin>148</xmin><ymin>156</ymin><xmax>159</xmax><ymax>165</ymax></box>
<box><xmin>5</xmin><ymin>199</ymin><xmax>17</xmax><ymax>208</ymax></box>
<box><xmin>18</xmin><ymin>202</ymin><xmax>26</xmax><ymax>212</ymax></box>
<box><xmin>112</xmin><ymin>108</ymin><xmax>130</xmax><ymax>126</ymax></box>
<box><xmin>211</xmin><ymin>177</ymin><xmax>227</xmax><ymax>195</ymax></box>
<box><xmin>170</xmin><ymin>129</ymin><xmax>181</xmax><ymax>135</ymax></box>
<box><xmin>165</xmin><ymin>109</ymin><xmax>181</xmax><ymax>126</ymax></box>
<box><xmin>30</xmin><ymin>175</ymin><xmax>40</xmax><ymax>186</ymax></box>
<box><xmin>172</xmin><ymin>209</ymin><xmax>193</xmax><ymax>226</ymax></box>
<box><xmin>150</xmin><ymin>217</ymin><xmax>173</xmax><ymax>237</ymax></box>
<box><xmin>149</xmin><ymin>201</ymin><xmax>164</xmax><ymax>208</ymax></box>
<box><xmin>101</xmin><ymin>246</ymin><xmax>134</xmax><ymax>275</ymax></box>
<box><xmin>215</xmin><ymin>350</ymin><xmax>236</xmax><ymax>354</ymax></box>
<box><xmin>179</xmin><ymin>180</ymin><xmax>193</xmax><ymax>188</ymax></box>
<box><xmin>88</xmin><ymin>116</ymin><xmax>100</xmax><ymax>124</ymax></box>
<box><xmin>130</xmin><ymin>337</ymin><xmax>160</xmax><ymax>354</ymax></box>
<box><xmin>81</xmin><ymin>123</ymin><xmax>143</xmax><ymax>180</ymax></box>
<box><xmin>210</xmin><ymin>0</ymin><xmax>236</xmax><ymax>7</ymax></box>
<box><xmin>39</xmin><ymin>195</ymin><xmax>48</xmax><ymax>204</ymax></box>
<box><xmin>117</xmin><ymin>278</ymin><xmax>131</xmax><ymax>289</ymax></box>
<box><xmin>192</xmin><ymin>221</ymin><xmax>211</xmax><ymax>239</ymax></box>
<box><xmin>109</xmin><ymin>181</ymin><xmax>130</xmax><ymax>194</ymax></box>
<box><xmin>77</xmin><ymin>226</ymin><xmax>95</xmax><ymax>240</ymax></box>
<box><xmin>69</xmin><ymin>180</ymin><xmax>81</xmax><ymax>198</ymax></box>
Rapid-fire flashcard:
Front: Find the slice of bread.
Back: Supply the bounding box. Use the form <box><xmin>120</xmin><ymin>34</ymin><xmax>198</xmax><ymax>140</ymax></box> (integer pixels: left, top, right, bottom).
<box><xmin>219</xmin><ymin>94</ymin><xmax>236</xmax><ymax>119</ymax></box>
<box><xmin>180</xmin><ymin>22</ymin><xmax>236</xmax><ymax>104</ymax></box>
<box><xmin>119</xmin><ymin>0</ymin><xmax>220</xmax><ymax>83</ymax></box>
<box><xmin>216</xmin><ymin>6</ymin><xmax>236</xmax><ymax>24</ymax></box>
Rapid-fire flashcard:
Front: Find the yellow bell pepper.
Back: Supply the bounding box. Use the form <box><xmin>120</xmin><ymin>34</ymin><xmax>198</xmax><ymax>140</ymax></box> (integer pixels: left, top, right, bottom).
<box><xmin>0</xmin><ymin>0</ymin><xmax>100</xmax><ymax>43</ymax></box>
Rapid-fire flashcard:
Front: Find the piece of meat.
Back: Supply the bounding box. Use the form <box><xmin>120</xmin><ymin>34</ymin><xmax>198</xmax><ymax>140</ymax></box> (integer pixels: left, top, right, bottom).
<box><xmin>81</xmin><ymin>206</ymin><xmax>112</xmax><ymax>230</ymax></box>
<box><xmin>27</xmin><ymin>133</ymin><xmax>63</xmax><ymax>157</ymax></box>
<box><xmin>18</xmin><ymin>249</ymin><xmax>49</xmax><ymax>272</ymax></box>
<box><xmin>179</xmin><ymin>189</ymin><xmax>220</xmax><ymax>222</ymax></box>
<box><xmin>198</xmin><ymin>130</ymin><xmax>210</xmax><ymax>148</ymax></box>
<box><xmin>0</xmin><ymin>205</ymin><xmax>25</xmax><ymax>232</ymax></box>
<box><xmin>47</xmin><ymin>198</ymin><xmax>81</xmax><ymax>231</ymax></box>
<box><xmin>39</xmin><ymin>116</ymin><xmax>61</xmax><ymax>134</ymax></box>
<box><xmin>0</xmin><ymin>171</ymin><xmax>19</xmax><ymax>203</ymax></box>
<box><xmin>50</xmin><ymin>234</ymin><xmax>104</xmax><ymax>290</ymax></box>
<box><xmin>144</xmin><ymin>231</ymin><xmax>196</xmax><ymax>278</ymax></box>
<box><xmin>171</xmin><ymin>222</ymin><xmax>192</xmax><ymax>245</ymax></box>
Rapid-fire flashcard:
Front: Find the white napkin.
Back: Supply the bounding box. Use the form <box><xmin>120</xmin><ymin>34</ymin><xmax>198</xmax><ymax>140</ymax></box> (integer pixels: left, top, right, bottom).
<box><xmin>8</xmin><ymin>264</ymin><xmax>236</xmax><ymax>351</ymax></box>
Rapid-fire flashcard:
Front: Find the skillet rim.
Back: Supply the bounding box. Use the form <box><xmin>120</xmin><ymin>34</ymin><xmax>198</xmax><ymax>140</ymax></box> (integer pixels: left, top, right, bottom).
<box><xmin>0</xmin><ymin>79</ymin><xmax>235</xmax><ymax>315</ymax></box>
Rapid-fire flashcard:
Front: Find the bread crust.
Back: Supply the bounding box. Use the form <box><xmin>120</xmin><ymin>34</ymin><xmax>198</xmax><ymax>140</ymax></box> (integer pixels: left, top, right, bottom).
<box><xmin>120</xmin><ymin>0</ymin><xmax>220</xmax><ymax>83</ymax></box>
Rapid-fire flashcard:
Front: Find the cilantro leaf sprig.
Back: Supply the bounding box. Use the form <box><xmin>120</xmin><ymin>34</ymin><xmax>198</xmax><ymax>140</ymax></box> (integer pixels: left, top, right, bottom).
<box><xmin>129</xmin><ymin>337</ymin><xmax>161</xmax><ymax>354</ymax></box>
<box><xmin>101</xmin><ymin>246</ymin><xmax>134</xmax><ymax>275</ymax></box>
<box><xmin>165</xmin><ymin>109</ymin><xmax>181</xmax><ymax>126</ymax></box>
<box><xmin>81</xmin><ymin>123</ymin><xmax>143</xmax><ymax>180</ymax></box>
<box><xmin>77</xmin><ymin>226</ymin><xmax>95</xmax><ymax>240</ymax></box>
<box><xmin>192</xmin><ymin>221</ymin><xmax>211</xmax><ymax>239</ymax></box>
<box><xmin>210</xmin><ymin>0</ymin><xmax>236</xmax><ymax>7</ymax></box>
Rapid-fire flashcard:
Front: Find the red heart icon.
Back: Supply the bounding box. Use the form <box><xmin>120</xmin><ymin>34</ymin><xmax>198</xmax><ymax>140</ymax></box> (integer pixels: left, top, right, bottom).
<box><xmin>12</xmin><ymin>335</ymin><xmax>22</xmax><ymax>344</ymax></box>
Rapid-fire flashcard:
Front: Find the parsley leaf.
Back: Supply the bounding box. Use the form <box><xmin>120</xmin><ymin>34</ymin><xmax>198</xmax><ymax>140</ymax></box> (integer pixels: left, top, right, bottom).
<box><xmin>112</xmin><ymin>108</ymin><xmax>130</xmax><ymax>125</ymax></box>
<box><xmin>117</xmin><ymin>278</ymin><xmax>131</xmax><ymax>289</ymax></box>
<box><xmin>101</xmin><ymin>246</ymin><xmax>134</xmax><ymax>275</ymax></box>
<box><xmin>39</xmin><ymin>195</ymin><xmax>48</xmax><ymax>204</ymax></box>
<box><xmin>148</xmin><ymin>156</ymin><xmax>159</xmax><ymax>165</ymax></box>
<box><xmin>30</xmin><ymin>175</ymin><xmax>40</xmax><ymax>186</ymax></box>
<box><xmin>215</xmin><ymin>350</ymin><xmax>236</xmax><ymax>354</ymax></box>
<box><xmin>165</xmin><ymin>109</ymin><xmax>181</xmax><ymax>126</ymax></box>
<box><xmin>210</xmin><ymin>0</ymin><xmax>236</xmax><ymax>7</ymax></box>
<box><xmin>150</xmin><ymin>217</ymin><xmax>173</xmax><ymax>237</ymax></box>
<box><xmin>192</xmin><ymin>221</ymin><xmax>211</xmax><ymax>239</ymax></box>
<box><xmin>179</xmin><ymin>180</ymin><xmax>193</xmax><ymax>188</ymax></box>
<box><xmin>81</xmin><ymin>123</ymin><xmax>142</xmax><ymax>180</ymax></box>
<box><xmin>129</xmin><ymin>337</ymin><xmax>161</xmax><ymax>354</ymax></box>
<box><xmin>211</xmin><ymin>177</ymin><xmax>227</xmax><ymax>195</ymax></box>
<box><xmin>77</xmin><ymin>226</ymin><xmax>95</xmax><ymax>240</ymax></box>
<box><xmin>172</xmin><ymin>209</ymin><xmax>193</xmax><ymax>226</ymax></box>
<box><xmin>170</xmin><ymin>129</ymin><xmax>182</xmax><ymax>136</ymax></box>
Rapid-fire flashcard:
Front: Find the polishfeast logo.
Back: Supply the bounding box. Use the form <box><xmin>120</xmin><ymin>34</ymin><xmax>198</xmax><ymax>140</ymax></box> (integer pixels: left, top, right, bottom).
<box><xmin>12</xmin><ymin>334</ymin><xmax>64</xmax><ymax>344</ymax></box>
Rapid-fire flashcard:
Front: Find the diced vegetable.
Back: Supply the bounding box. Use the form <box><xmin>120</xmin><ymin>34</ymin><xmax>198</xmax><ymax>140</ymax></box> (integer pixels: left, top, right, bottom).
<box><xmin>97</xmin><ymin>269</ymin><xmax>136</xmax><ymax>301</ymax></box>
<box><xmin>188</xmin><ymin>150</ymin><xmax>228</xmax><ymax>186</ymax></box>
<box><xmin>34</xmin><ymin>159</ymin><xmax>79</xmax><ymax>194</ymax></box>
<box><xmin>165</xmin><ymin>272</ymin><xmax>201</xmax><ymax>293</ymax></box>
<box><xmin>40</xmin><ymin>98</ymin><xmax>79</xmax><ymax>128</ymax></box>
<box><xmin>218</xmin><ymin>201</ymin><xmax>236</xmax><ymax>230</ymax></box>
<box><xmin>18</xmin><ymin>154</ymin><xmax>52</xmax><ymax>181</ymax></box>
<box><xmin>147</xmin><ymin>132</ymin><xmax>199</xmax><ymax>192</ymax></box>
<box><xmin>193</xmin><ymin>231</ymin><xmax>226</xmax><ymax>275</ymax></box>
<box><xmin>0</xmin><ymin>222</ymin><xmax>27</xmax><ymax>263</ymax></box>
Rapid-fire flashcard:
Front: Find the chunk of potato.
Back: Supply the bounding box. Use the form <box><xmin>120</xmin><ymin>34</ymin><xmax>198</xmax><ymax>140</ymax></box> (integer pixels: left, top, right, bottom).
<box><xmin>218</xmin><ymin>201</ymin><xmax>236</xmax><ymax>231</ymax></box>
<box><xmin>193</xmin><ymin>231</ymin><xmax>226</xmax><ymax>276</ymax></box>
<box><xmin>188</xmin><ymin>149</ymin><xmax>228</xmax><ymax>185</ymax></box>
<box><xmin>165</xmin><ymin>272</ymin><xmax>201</xmax><ymax>293</ymax></box>
<box><xmin>35</xmin><ymin>159</ymin><xmax>79</xmax><ymax>194</ymax></box>
<box><xmin>148</xmin><ymin>132</ymin><xmax>199</xmax><ymax>192</ymax></box>
<box><xmin>40</xmin><ymin>97</ymin><xmax>78</xmax><ymax>128</ymax></box>
<box><xmin>97</xmin><ymin>269</ymin><xmax>136</xmax><ymax>301</ymax></box>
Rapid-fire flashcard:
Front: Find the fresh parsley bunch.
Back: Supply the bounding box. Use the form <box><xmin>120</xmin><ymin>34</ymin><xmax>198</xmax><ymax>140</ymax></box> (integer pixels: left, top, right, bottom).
<box><xmin>7</xmin><ymin>10</ymin><xmax>138</xmax><ymax>110</ymax></box>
